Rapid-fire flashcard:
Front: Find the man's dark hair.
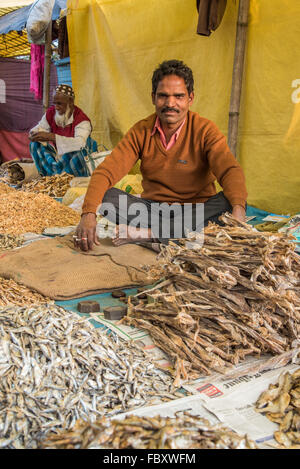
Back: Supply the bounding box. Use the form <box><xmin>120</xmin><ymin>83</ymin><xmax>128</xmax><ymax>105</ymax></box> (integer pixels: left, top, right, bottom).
<box><xmin>152</xmin><ymin>60</ymin><xmax>194</xmax><ymax>95</ymax></box>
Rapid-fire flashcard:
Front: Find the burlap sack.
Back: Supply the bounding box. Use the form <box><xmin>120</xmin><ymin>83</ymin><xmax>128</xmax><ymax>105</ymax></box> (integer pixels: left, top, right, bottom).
<box><xmin>0</xmin><ymin>235</ymin><xmax>157</xmax><ymax>300</ymax></box>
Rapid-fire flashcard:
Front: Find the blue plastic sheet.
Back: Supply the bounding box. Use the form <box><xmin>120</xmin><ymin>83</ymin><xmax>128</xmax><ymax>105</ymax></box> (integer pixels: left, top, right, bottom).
<box><xmin>0</xmin><ymin>0</ymin><xmax>67</xmax><ymax>35</ymax></box>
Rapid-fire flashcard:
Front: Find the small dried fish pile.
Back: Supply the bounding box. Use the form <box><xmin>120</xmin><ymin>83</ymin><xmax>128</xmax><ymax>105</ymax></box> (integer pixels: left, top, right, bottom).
<box><xmin>255</xmin><ymin>369</ymin><xmax>300</xmax><ymax>448</ymax></box>
<box><xmin>7</xmin><ymin>163</ymin><xmax>25</xmax><ymax>184</ymax></box>
<box><xmin>0</xmin><ymin>182</ymin><xmax>15</xmax><ymax>194</ymax></box>
<box><xmin>124</xmin><ymin>214</ymin><xmax>300</xmax><ymax>385</ymax></box>
<box><xmin>42</xmin><ymin>413</ymin><xmax>257</xmax><ymax>449</ymax></box>
<box><xmin>0</xmin><ymin>234</ymin><xmax>24</xmax><ymax>251</ymax></box>
<box><xmin>0</xmin><ymin>162</ymin><xmax>23</xmax><ymax>185</ymax></box>
<box><xmin>0</xmin><ymin>159</ymin><xmax>37</xmax><ymax>185</ymax></box>
<box><xmin>0</xmin><ymin>190</ymin><xmax>80</xmax><ymax>234</ymax></box>
<box><xmin>21</xmin><ymin>173</ymin><xmax>74</xmax><ymax>198</ymax></box>
<box><xmin>0</xmin><ymin>277</ymin><xmax>51</xmax><ymax>307</ymax></box>
<box><xmin>0</xmin><ymin>304</ymin><xmax>179</xmax><ymax>449</ymax></box>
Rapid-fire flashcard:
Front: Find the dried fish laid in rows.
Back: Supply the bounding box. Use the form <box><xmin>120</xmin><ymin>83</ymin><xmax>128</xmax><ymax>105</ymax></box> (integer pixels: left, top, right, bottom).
<box><xmin>0</xmin><ymin>277</ymin><xmax>51</xmax><ymax>307</ymax></box>
<box><xmin>42</xmin><ymin>412</ymin><xmax>257</xmax><ymax>449</ymax></box>
<box><xmin>0</xmin><ymin>189</ymin><xmax>80</xmax><ymax>234</ymax></box>
<box><xmin>21</xmin><ymin>173</ymin><xmax>74</xmax><ymax>198</ymax></box>
<box><xmin>0</xmin><ymin>234</ymin><xmax>24</xmax><ymax>251</ymax></box>
<box><xmin>0</xmin><ymin>304</ymin><xmax>180</xmax><ymax>449</ymax></box>
<box><xmin>255</xmin><ymin>369</ymin><xmax>300</xmax><ymax>448</ymax></box>
<box><xmin>124</xmin><ymin>214</ymin><xmax>300</xmax><ymax>385</ymax></box>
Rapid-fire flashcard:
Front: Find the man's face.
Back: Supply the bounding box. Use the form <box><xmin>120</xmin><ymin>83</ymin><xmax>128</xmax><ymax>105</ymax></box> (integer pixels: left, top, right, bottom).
<box><xmin>152</xmin><ymin>75</ymin><xmax>194</xmax><ymax>127</ymax></box>
<box><xmin>53</xmin><ymin>93</ymin><xmax>71</xmax><ymax>115</ymax></box>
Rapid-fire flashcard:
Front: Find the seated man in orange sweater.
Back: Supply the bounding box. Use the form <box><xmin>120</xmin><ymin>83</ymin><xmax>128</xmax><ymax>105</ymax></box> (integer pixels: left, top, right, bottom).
<box><xmin>74</xmin><ymin>60</ymin><xmax>247</xmax><ymax>251</ymax></box>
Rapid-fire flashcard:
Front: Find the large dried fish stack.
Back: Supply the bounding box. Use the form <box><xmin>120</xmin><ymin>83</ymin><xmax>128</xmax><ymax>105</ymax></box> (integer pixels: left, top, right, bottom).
<box><xmin>0</xmin><ymin>304</ymin><xmax>179</xmax><ymax>449</ymax></box>
<box><xmin>0</xmin><ymin>191</ymin><xmax>80</xmax><ymax>234</ymax></box>
<box><xmin>124</xmin><ymin>214</ymin><xmax>300</xmax><ymax>385</ymax></box>
<box><xmin>0</xmin><ymin>277</ymin><xmax>51</xmax><ymax>306</ymax></box>
<box><xmin>42</xmin><ymin>413</ymin><xmax>257</xmax><ymax>449</ymax></box>
<box><xmin>21</xmin><ymin>173</ymin><xmax>74</xmax><ymax>198</ymax></box>
<box><xmin>255</xmin><ymin>369</ymin><xmax>300</xmax><ymax>448</ymax></box>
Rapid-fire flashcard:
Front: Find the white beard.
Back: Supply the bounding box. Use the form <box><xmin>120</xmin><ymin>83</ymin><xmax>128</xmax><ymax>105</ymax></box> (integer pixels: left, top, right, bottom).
<box><xmin>54</xmin><ymin>105</ymin><xmax>72</xmax><ymax>128</ymax></box>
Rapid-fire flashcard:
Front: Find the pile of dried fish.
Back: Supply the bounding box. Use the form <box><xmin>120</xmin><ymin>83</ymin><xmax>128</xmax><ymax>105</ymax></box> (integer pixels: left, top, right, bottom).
<box><xmin>0</xmin><ymin>277</ymin><xmax>51</xmax><ymax>307</ymax></box>
<box><xmin>0</xmin><ymin>190</ymin><xmax>80</xmax><ymax>234</ymax></box>
<box><xmin>255</xmin><ymin>369</ymin><xmax>300</xmax><ymax>448</ymax></box>
<box><xmin>0</xmin><ymin>304</ymin><xmax>179</xmax><ymax>449</ymax></box>
<box><xmin>7</xmin><ymin>163</ymin><xmax>25</xmax><ymax>184</ymax></box>
<box><xmin>124</xmin><ymin>214</ymin><xmax>300</xmax><ymax>385</ymax></box>
<box><xmin>42</xmin><ymin>412</ymin><xmax>257</xmax><ymax>449</ymax></box>
<box><xmin>0</xmin><ymin>182</ymin><xmax>15</xmax><ymax>195</ymax></box>
<box><xmin>21</xmin><ymin>173</ymin><xmax>74</xmax><ymax>198</ymax></box>
<box><xmin>0</xmin><ymin>162</ymin><xmax>21</xmax><ymax>184</ymax></box>
<box><xmin>0</xmin><ymin>160</ymin><xmax>34</xmax><ymax>185</ymax></box>
<box><xmin>0</xmin><ymin>234</ymin><xmax>24</xmax><ymax>251</ymax></box>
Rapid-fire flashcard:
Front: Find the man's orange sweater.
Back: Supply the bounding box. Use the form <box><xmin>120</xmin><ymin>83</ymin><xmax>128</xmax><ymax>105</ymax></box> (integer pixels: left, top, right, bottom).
<box><xmin>82</xmin><ymin>111</ymin><xmax>247</xmax><ymax>214</ymax></box>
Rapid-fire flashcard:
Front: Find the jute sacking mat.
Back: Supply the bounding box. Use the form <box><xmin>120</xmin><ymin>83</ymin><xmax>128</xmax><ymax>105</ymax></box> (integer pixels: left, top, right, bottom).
<box><xmin>0</xmin><ymin>235</ymin><xmax>157</xmax><ymax>300</ymax></box>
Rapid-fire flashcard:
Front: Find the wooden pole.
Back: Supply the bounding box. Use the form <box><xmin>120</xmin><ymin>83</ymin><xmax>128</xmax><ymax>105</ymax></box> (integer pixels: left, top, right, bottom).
<box><xmin>227</xmin><ymin>0</ymin><xmax>250</xmax><ymax>158</ymax></box>
<box><xmin>42</xmin><ymin>22</ymin><xmax>52</xmax><ymax>113</ymax></box>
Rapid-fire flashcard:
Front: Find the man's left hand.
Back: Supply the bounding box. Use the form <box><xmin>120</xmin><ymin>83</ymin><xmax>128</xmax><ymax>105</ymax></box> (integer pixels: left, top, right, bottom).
<box><xmin>29</xmin><ymin>131</ymin><xmax>55</xmax><ymax>142</ymax></box>
<box><xmin>232</xmin><ymin>205</ymin><xmax>246</xmax><ymax>223</ymax></box>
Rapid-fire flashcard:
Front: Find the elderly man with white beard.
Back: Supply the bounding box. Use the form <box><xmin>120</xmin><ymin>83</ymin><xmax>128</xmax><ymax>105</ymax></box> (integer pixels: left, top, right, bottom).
<box><xmin>28</xmin><ymin>84</ymin><xmax>97</xmax><ymax>176</ymax></box>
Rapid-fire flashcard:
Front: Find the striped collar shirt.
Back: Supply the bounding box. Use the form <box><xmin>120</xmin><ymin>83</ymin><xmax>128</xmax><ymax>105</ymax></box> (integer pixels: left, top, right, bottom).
<box><xmin>151</xmin><ymin>116</ymin><xmax>186</xmax><ymax>150</ymax></box>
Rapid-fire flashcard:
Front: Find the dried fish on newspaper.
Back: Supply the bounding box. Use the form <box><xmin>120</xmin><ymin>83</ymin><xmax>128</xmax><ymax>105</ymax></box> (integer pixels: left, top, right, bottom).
<box><xmin>0</xmin><ymin>304</ymin><xmax>179</xmax><ymax>449</ymax></box>
<box><xmin>42</xmin><ymin>412</ymin><xmax>257</xmax><ymax>449</ymax></box>
<box><xmin>21</xmin><ymin>173</ymin><xmax>74</xmax><ymax>198</ymax></box>
<box><xmin>255</xmin><ymin>368</ymin><xmax>300</xmax><ymax>448</ymax></box>
<box><xmin>123</xmin><ymin>214</ymin><xmax>300</xmax><ymax>385</ymax></box>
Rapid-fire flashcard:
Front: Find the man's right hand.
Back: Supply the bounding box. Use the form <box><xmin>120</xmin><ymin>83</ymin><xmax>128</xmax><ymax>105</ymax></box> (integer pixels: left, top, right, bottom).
<box><xmin>74</xmin><ymin>213</ymin><xmax>99</xmax><ymax>251</ymax></box>
<box><xmin>29</xmin><ymin>131</ymin><xmax>55</xmax><ymax>143</ymax></box>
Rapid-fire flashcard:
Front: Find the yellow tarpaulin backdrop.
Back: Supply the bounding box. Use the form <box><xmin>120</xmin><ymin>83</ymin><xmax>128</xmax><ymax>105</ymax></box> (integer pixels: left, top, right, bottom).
<box><xmin>67</xmin><ymin>0</ymin><xmax>300</xmax><ymax>215</ymax></box>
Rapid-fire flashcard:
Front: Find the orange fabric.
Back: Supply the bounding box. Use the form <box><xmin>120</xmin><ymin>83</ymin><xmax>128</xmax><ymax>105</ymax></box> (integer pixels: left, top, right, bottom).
<box><xmin>82</xmin><ymin>111</ymin><xmax>247</xmax><ymax>214</ymax></box>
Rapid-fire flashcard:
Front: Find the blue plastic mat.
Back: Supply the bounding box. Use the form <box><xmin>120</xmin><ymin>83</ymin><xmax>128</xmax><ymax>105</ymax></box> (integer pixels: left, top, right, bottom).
<box><xmin>55</xmin><ymin>287</ymin><xmax>144</xmax><ymax>331</ymax></box>
<box><xmin>246</xmin><ymin>205</ymin><xmax>290</xmax><ymax>226</ymax></box>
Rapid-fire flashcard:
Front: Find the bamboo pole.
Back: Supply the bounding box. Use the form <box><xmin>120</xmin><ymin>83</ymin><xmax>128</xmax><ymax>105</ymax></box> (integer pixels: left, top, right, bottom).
<box><xmin>227</xmin><ymin>0</ymin><xmax>250</xmax><ymax>158</ymax></box>
<box><xmin>42</xmin><ymin>22</ymin><xmax>52</xmax><ymax>113</ymax></box>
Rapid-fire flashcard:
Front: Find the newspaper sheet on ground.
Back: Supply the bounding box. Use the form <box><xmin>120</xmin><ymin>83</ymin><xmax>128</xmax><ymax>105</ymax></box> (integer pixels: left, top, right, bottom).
<box><xmin>93</xmin><ymin>314</ymin><xmax>299</xmax><ymax>446</ymax></box>
<box><xmin>115</xmin><ymin>394</ymin><xmax>220</xmax><ymax>426</ymax></box>
<box><xmin>113</xmin><ymin>362</ymin><xmax>299</xmax><ymax>448</ymax></box>
<box><xmin>91</xmin><ymin>313</ymin><xmax>172</xmax><ymax>369</ymax></box>
<box><xmin>182</xmin><ymin>360</ymin><xmax>300</xmax><ymax>446</ymax></box>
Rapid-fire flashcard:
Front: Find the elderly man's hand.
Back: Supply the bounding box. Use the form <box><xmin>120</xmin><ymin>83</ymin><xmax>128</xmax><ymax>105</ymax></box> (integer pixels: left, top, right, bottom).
<box><xmin>232</xmin><ymin>205</ymin><xmax>246</xmax><ymax>223</ymax></box>
<box><xmin>74</xmin><ymin>213</ymin><xmax>100</xmax><ymax>251</ymax></box>
<box><xmin>29</xmin><ymin>131</ymin><xmax>56</xmax><ymax>142</ymax></box>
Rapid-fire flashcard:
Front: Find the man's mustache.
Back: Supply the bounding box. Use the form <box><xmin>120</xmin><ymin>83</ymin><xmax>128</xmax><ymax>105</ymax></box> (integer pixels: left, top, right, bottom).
<box><xmin>161</xmin><ymin>107</ymin><xmax>180</xmax><ymax>113</ymax></box>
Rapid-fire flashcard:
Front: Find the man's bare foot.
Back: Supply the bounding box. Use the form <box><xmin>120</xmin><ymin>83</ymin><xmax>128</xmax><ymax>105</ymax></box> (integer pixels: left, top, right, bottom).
<box><xmin>112</xmin><ymin>224</ymin><xmax>154</xmax><ymax>246</ymax></box>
